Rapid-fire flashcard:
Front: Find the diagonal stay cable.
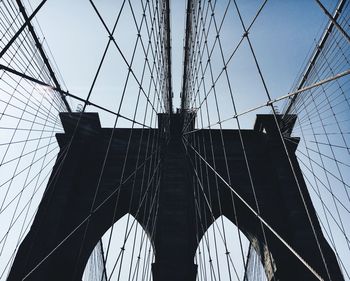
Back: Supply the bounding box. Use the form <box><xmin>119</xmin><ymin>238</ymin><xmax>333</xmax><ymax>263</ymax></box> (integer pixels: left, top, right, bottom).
<box><xmin>233</xmin><ymin>1</ymin><xmax>335</xmax><ymax>279</ymax></box>
<box><xmin>21</xmin><ymin>147</ymin><xmax>160</xmax><ymax>280</ymax></box>
<box><xmin>0</xmin><ymin>0</ymin><xmax>46</xmax><ymax>60</ymax></box>
<box><xmin>184</xmin><ymin>137</ymin><xmax>325</xmax><ymax>281</ymax></box>
<box><xmin>88</xmin><ymin>0</ymin><xmax>160</xmax><ymax>115</ymax></box>
<box><xmin>315</xmin><ymin>0</ymin><xmax>350</xmax><ymax>44</ymax></box>
<box><xmin>74</xmin><ymin>1</ymin><xmax>164</xmax><ymax>278</ymax></box>
<box><xmin>182</xmin><ymin>0</ymin><xmax>268</xmax><ymax>132</ymax></box>
<box><xmin>183</xmin><ymin>69</ymin><xmax>350</xmax><ymax>136</ymax></box>
<box><xmin>0</xmin><ymin>64</ymin><xmax>152</xmax><ymax>128</ymax></box>
<box><xmin>82</xmin><ymin>0</ymin><xmax>127</xmax><ymax>112</ymax></box>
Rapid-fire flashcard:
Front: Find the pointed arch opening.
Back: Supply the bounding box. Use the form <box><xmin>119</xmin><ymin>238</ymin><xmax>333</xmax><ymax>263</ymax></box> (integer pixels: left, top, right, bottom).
<box><xmin>83</xmin><ymin>213</ymin><xmax>155</xmax><ymax>281</ymax></box>
<box><xmin>195</xmin><ymin>215</ymin><xmax>268</xmax><ymax>281</ymax></box>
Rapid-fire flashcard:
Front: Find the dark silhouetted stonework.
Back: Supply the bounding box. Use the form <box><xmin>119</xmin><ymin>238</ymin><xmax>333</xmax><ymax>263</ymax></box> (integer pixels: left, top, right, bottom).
<box><xmin>9</xmin><ymin>113</ymin><xmax>343</xmax><ymax>281</ymax></box>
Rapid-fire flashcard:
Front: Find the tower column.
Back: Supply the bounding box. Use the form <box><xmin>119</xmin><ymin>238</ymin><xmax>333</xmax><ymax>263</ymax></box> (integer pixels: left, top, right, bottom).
<box><xmin>152</xmin><ymin>114</ymin><xmax>198</xmax><ymax>281</ymax></box>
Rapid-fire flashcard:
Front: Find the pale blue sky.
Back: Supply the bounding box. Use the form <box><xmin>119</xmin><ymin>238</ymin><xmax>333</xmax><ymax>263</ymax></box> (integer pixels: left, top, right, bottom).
<box><xmin>2</xmin><ymin>1</ymin><xmax>346</xmax><ymax>280</ymax></box>
<box><xmin>26</xmin><ymin>0</ymin><xmax>337</xmax><ymax>128</ymax></box>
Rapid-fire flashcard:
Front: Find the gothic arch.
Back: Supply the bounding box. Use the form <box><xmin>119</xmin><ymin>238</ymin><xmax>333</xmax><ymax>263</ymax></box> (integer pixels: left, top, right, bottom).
<box><xmin>9</xmin><ymin>113</ymin><xmax>344</xmax><ymax>281</ymax></box>
<box><xmin>83</xmin><ymin>213</ymin><xmax>155</xmax><ymax>280</ymax></box>
<box><xmin>8</xmin><ymin>114</ymin><xmax>158</xmax><ymax>281</ymax></box>
<box><xmin>189</xmin><ymin>117</ymin><xmax>343</xmax><ymax>281</ymax></box>
<box><xmin>195</xmin><ymin>214</ymin><xmax>269</xmax><ymax>281</ymax></box>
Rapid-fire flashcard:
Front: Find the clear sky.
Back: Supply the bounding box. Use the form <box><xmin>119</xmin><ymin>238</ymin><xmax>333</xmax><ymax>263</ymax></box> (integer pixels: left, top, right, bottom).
<box><xmin>26</xmin><ymin>0</ymin><xmax>337</xmax><ymax>127</ymax></box>
<box><xmin>2</xmin><ymin>1</ymin><xmax>345</xmax><ymax>280</ymax></box>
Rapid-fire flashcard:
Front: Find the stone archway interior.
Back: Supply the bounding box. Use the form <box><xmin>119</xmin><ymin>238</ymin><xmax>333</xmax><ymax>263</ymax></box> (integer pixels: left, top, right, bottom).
<box><xmin>83</xmin><ymin>213</ymin><xmax>155</xmax><ymax>281</ymax></box>
<box><xmin>195</xmin><ymin>215</ymin><xmax>268</xmax><ymax>281</ymax></box>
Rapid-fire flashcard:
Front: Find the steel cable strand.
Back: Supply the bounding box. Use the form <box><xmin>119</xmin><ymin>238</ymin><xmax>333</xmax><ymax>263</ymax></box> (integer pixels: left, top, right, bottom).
<box><xmin>233</xmin><ymin>0</ymin><xmax>339</xmax><ymax>279</ymax></box>
<box><xmin>184</xmin><ymin>137</ymin><xmax>326</xmax><ymax>281</ymax></box>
